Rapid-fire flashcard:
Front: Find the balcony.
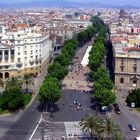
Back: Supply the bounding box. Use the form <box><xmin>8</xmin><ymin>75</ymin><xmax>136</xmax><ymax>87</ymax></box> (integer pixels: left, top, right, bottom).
<box><xmin>29</xmin><ymin>60</ymin><xmax>34</xmax><ymax>65</ymax></box>
<box><xmin>35</xmin><ymin>60</ymin><xmax>39</xmax><ymax>64</ymax></box>
<box><xmin>16</xmin><ymin>62</ymin><xmax>22</xmax><ymax>67</ymax></box>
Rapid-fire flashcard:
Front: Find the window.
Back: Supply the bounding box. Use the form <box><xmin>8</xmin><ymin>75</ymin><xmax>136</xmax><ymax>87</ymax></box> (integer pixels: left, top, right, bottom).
<box><xmin>30</xmin><ymin>56</ymin><xmax>33</xmax><ymax>58</ymax></box>
<box><xmin>121</xmin><ymin>66</ymin><xmax>124</xmax><ymax>72</ymax></box>
<box><xmin>133</xmin><ymin>66</ymin><xmax>137</xmax><ymax>73</ymax></box>
<box><xmin>25</xmin><ymin>46</ymin><xmax>27</xmax><ymax>49</ymax></box>
<box><xmin>134</xmin><ymin>59</ymin><xmax>137</xmax><ymax>65</ymax></box>
<box><xmin>18</xmin><ymin>52</ymin><xmax>20</xmax><ymax>55</ymax></box>
<box><xmin>121</xmin><ymin>59</ymin><xmax>124</xmax><ymax>65</ymax></box>
<box><xmin>17</xmin><ymin>58</ymin><xmax>20</xmax><ymax>62</ymax></box>
<box><xmin>120</xmin><ymin>78</ymin><xmax>124</xmax><ymax>83</ymax></box>
<box><xmin>18</xmin><ymin>41</ymin><xmax>20</xmax><ymax>44</ymax></box>
<box><xmin>133</xmin><ymin>80</ymin><xmax>137</xmax><ymax>84</ymax></box>
<box><xmin>18</xmin><ymin>35</ymin><xmax>20</xmax><ymax>37</ymax></box>
<box><xmin>25</xmin><ymin>51</ymin><xmax>27</xmax><ymax>55</ymax></box>
<box><xmin>25</xmin><ymin>57</ymin><xmax>27</xmax><ymax>60</ymax></box>
<box><xmin>30</xmin><ymin>51</ymin><xmax>33</xmax><ymax>54</ymax></box>
<box><xmin>36</xmin><ymin>50</ymin><xmax>38</xmax><ymax>54</ymax></box>
<box><xmin>18</xmin><ymin>47</ymin><xmax>20</xmax><ymax>50</ymax></box>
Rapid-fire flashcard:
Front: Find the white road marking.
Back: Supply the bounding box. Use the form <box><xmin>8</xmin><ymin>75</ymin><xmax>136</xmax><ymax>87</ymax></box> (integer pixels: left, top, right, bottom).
<box><xmin>29</xmin><ymin>115</ymin><xmax>42</xmax><ymax>140</ymax></box>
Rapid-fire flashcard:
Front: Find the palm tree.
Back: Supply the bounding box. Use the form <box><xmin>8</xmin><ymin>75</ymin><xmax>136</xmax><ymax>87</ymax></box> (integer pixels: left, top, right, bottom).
<box><xmin>5</xmin><ymin>77</ymin><xmax>22</xmax><ymax>90</ymax></box>
<box><xmin>22</xmin><ymin>74</ymin><xmax>34</xmax><ymax>93</ymax></box>
<box><xmin>113</xmin><ymin>131</ymin><xmax>123</xmax><ymax>140</ymax></box>
<box><xmin>79</xmin><ymin>115</ymin><xmax>100</xmax><ymax>139</ymax></box>
<box><xmin>97</xmin><ymin>117</ymin><xmax>120</xmax><ymax>140</ymax></box>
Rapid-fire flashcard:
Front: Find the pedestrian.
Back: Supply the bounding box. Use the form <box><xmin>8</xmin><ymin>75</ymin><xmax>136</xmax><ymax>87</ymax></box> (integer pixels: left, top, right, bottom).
<box><xmin>70</xmin><ymin>103</ymin><xmax>73</xmax><ymax>107</ymax></box>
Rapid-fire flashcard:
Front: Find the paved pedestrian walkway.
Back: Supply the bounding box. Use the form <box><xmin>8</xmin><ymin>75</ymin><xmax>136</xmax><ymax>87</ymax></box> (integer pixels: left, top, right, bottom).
<box><xmin>62</xmin><ymin>44</ymin><xmax>93</xmax><ymax>91</ymax></box>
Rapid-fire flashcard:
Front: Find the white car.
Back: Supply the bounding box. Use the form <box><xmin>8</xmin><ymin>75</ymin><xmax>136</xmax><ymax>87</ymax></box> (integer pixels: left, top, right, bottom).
<box><xmin>128</xmin><ymin>124</ymin><xmax>136</xmax><ymax>131</ymax></box>
<box><xmin>134</xmin><ymin>136</ymin><xmax>140</xmax><ymax>140</ymax></box>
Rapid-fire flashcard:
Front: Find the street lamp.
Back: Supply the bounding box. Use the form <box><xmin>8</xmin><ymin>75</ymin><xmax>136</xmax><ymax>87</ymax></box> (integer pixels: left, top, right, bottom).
<box><xmin>41</xmin><ymin>128</ymin><xmax>44</xmax><ymax>140</ymax></box>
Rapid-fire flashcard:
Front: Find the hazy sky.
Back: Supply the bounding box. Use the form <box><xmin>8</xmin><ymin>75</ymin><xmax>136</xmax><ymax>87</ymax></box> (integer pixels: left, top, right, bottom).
<box><xmin>1</xmin><ymin>0</ymin><xmax>140</xmax><ymax>6</ymax></box>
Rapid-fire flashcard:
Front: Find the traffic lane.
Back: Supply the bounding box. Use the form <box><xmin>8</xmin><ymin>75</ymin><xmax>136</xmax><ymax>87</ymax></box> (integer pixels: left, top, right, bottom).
<box><xmin>1</xmin><ymin>98</ymin><xmax>42</xmax><ymax>140</ymax></box>
<box><xmin>113</xmin><ymin>101</ymin><xmax>140</xmax><ymax>140</ymax></box>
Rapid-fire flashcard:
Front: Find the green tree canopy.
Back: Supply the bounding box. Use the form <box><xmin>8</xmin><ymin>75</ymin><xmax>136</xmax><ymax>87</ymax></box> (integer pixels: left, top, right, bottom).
<box><xmin>48</xmin><ymin>62</ymin><xmax>68</xmax><ymax>80</ymax></box>
<box><xmin>126</xmin><ymin>88</ymin><xmax>140</xmax><ymax>107</ymax></box>
<box><xmin>5</xmin><ymin>77</ymin><xmax>22</xmax><ymax>90</ymax></box>
<box><xmin>79</xmin><ymin>115</ymin><xmax>99</xmax><ymax>139</ymax></box>
<box><xmin>97</xmin><ymin>117</ymin><xmax>120</xmax><ymax>140</ymax></box>
<box><xmin>39</xmin><ymin>78</ymin><xmax>61</xmax><ymax>103</ymax></box>
<box><xmin>2</xmin><ymin>87</ymin><xmax>24</xmax><ymax>111</ymax></box>
<box><xmin>94</xmin><ymin>88</ymin><xmax>116</xmax><ymax>106</ymax></box>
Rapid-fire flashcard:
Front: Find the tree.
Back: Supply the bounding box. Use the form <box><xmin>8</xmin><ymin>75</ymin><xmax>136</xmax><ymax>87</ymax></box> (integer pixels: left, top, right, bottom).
<box><xmin>0</xmin><ymin>79</ymin><xmax>4</xmax><ymax>88</ymax></box>
<box><xmin>22</xmin><ymin>74</ymin><xmax>34</xmax><ymax>93</ymax></box>
<box><xmin>97</xmin><ymin>117</ymin><xmax>120</xmax><ymax>140</ymax></box>
<box><xmin>113</xmin><ymin>131</ymin><xmax>123</xmax><ymax>140</ymax></box>
<box><xmin>5</xmin><ymin>77</ymin><xmax>22</xmax><ymax>90</ymax></box>
<box><xmin>94</xmin><ymin>88</ymin><xmax>116</xmax><ymax>106</ymax></box>
<box><xmin>48</xmin><ymin>62</ymin><xmax>68</xmax><ymax>80</ymax></box>
<box><xmin>54</xmin><ymin>53</ymin><xmax>70</xmax><ymax>67</ymax></box>
<box><xmin>126</xmin><ymin>88</ymin><xmax>140</xmax><ymax>107</ymax></box>
<box><xmin>96</xmin><ymin>76</ymin><xmax>113</xmax><ymax>90</ymax></box>
<box><xmin>39</xmin><ymin>77</ymin><xmax>61</xmax><ymax>110</ymax></box>
<box><xmin>2</xmin><ymin>87</ymin><xmax>24</xmax><ymax>111</ymax></box>
<box><xmin>79</xmin><ymin>115</ymin><xmax>99</xmax><ymax>139</ymax></box>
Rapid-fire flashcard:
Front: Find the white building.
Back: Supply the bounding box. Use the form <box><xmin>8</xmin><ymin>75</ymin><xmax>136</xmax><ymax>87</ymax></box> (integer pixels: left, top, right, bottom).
<box><xmin>0</xmin><ymin>23</ymin><xmax>52</xmax><ymax>80</ymax></box>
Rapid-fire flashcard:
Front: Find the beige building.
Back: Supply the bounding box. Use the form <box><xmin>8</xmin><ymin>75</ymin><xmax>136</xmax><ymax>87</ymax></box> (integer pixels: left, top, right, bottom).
<box><xmin>113</xmin><ymin>44</ymin><xmax>140</xmax><ymax>89</ymax></box>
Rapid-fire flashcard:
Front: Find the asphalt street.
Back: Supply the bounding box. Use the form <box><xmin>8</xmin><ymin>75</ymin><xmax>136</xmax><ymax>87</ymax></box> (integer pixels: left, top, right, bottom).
<box><xmin>31</xmin><ymin>89</ymin><xmax>106</xmax><ymax>140</ymax></box>
<box><xmin>0</xmin><ymin>97</ymin><xmax>42</xmax><ymax>140</ymax></box>
<box><xmin>111</xmin><ymin>92</ymin><xmax>140</xmax><ymax>140</ymax></box>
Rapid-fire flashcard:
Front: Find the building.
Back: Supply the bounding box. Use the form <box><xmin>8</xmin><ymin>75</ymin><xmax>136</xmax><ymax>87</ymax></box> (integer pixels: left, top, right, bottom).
<box><xmin>0</xmin><ymin>23</ymin><xmax>52</xmax><ymax>80</ymax></box>
<box><xmin>112</xmin><ymin>39</ymin><xmax>140</xmax><ymax>89</ymax></box>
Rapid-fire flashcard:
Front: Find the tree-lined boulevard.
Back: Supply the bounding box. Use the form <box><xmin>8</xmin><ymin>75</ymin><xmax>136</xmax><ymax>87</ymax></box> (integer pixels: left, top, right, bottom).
<box><xmin>0</xmin><ymin>16</ymin><xmax>140</xmax><ymax>140</ymax></box>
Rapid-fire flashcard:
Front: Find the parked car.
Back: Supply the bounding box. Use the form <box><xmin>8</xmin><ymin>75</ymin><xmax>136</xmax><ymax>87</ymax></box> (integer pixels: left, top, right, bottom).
<box><xmin>128</xmin><ymin>124</ymin><xmax>136</xmax><ymax>131</ymax></box>
<box><xmin>115</xmin><ymin>108</ymin><xmax>121</xmax><ymax>114</ymax></box>
<box><xmin>113</xmin><ymin>103</ymin><xmax>119</xmax><ymax>109</ymax></box>
<box><xmin>134</xmin><ymin>136</ymin><xmax>140</xmax><ymax>140</ymax></box>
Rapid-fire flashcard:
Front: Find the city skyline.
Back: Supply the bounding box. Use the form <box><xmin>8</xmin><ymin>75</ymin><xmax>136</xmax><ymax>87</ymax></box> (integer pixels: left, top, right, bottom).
<box><xmin>0</xmin><ymin>0</ymin><xmax>140</xmax><ymax>6</ymax></box>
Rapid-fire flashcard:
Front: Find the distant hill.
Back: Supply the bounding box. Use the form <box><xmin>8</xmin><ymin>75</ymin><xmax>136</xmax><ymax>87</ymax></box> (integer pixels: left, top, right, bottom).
<box><xmin>0</xmin><ymin>0</ymin><xmax>139</xmax><ymax>8</ymax></box>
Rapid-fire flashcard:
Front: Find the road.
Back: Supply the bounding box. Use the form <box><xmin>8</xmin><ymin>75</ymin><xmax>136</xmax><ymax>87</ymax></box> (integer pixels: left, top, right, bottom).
<box><xmin>0</xmin><ymin>60</ymin><xmax>48</xmax><ymax>140</ymax></box>
<box><xmin>111</xmin><ymin>91</ymin><xmax>140</xmax><ymax>140</ymax></box>
<box><xmin>0</xmin><ymin>98</ymin><xmax>42</xmax><ymax>140</ymax></box>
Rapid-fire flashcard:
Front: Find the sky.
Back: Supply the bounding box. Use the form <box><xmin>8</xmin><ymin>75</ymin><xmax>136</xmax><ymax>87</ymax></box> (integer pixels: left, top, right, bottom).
<box><xmin>0</xmin><ymin>0</ymin><xmax>140</xmax><ymax>6</ymax></box>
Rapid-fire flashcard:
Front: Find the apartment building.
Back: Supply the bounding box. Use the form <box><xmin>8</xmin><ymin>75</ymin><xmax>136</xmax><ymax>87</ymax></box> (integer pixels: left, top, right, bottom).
<box><xmin>0</xmin><ymin>23</ymin><xmax>52</xmax><ymax>80</ymax></box>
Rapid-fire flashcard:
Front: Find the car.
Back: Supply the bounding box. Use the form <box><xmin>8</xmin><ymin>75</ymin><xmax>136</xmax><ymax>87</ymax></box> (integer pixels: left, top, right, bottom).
<box><xmin>128</xmin><ymin>124</ymin><xmax>136</xmax><ymax>131</ymax></box>
<box><xmin>113</xmin><ymin>103</ymin><xmax>119</xmax><ymax>109</ymax></box>
<box><xmin>134</xmin><ymin>136</ymin><xmax>140</xmax><ymax>140</ymax></box>
<box><xmin>115</xmin><ymin>108</ymin><xmax>121</xmax><ymax>114</ymax></box>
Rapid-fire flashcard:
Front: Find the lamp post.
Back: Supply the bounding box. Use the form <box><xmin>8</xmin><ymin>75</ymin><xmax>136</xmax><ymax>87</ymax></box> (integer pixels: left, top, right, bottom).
<box><xmin>41</xmin><ymin>128</ymin><xmax>44</xmax><ymax>140</ymax></box>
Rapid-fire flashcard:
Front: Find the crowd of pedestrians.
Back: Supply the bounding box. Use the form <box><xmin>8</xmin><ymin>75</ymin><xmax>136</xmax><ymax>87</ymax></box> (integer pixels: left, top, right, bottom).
<box><xmin>62</xmin><ymin>42</ymin><xmax>93</xmax><ymax>92</ymax></box>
